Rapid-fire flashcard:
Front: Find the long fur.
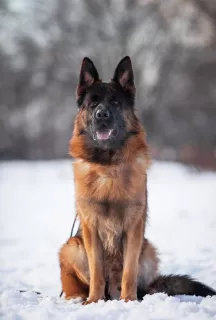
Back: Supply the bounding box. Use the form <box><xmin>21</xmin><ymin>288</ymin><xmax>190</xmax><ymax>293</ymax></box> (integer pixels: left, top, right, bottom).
<box><xmin>145</xmin><ymin>274</ymin><xmax>216</xmax><ymax>297</ymax></box>
<box><xmin>59</xmin><ymin>56</ymin><xmax>215</xmax><ymax>304</ymax></box>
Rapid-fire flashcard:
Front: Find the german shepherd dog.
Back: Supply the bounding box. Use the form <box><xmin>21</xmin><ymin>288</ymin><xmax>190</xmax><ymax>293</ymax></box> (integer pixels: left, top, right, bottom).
<box><xmin>59</xmin><ymin>57</ymin><xmax>215</xmax><ymax>304</ymax></box>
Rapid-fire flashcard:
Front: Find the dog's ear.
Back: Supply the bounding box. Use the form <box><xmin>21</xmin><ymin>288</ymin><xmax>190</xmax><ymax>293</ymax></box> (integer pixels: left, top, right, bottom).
<box><xmin>76</xmin><ymin>57</ymin><xmax>100</xmax><ymax>107</ymax></box>
<box><xmin>112</xmin><ymin>56</ymin><xmax>135</xmax><ymax>96</ymax></box>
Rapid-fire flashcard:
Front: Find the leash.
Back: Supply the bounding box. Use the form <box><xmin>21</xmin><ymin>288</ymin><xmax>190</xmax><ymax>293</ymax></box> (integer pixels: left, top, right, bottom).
<box><xmin>59</xmin><ymin>214</ymin><xmax>78</xmax><ymax>298</ymax></box>
<box><xmin>69</xmin><ymin>214</ymin><xmax>78</xmax><ymax>238</ymax></box>
<box><xmin>17</xmin><ymin>215</ymin><xmax>78</xmax><ymax>298</ymax></box>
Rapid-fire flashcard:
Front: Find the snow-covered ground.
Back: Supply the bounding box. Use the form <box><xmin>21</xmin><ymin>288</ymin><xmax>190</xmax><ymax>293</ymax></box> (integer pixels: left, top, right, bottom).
<box><xmin>0</xmin><ymin>160</ymin><xmax>216</xmax><ymax>319</ymax></box>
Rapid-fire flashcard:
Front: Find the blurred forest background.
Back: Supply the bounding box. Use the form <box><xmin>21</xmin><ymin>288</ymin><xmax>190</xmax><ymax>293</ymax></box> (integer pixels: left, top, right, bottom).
<box><xmin>0</xmin><ymin>0</ymin><xmax>216</xmax><ymax>169</ymax></box>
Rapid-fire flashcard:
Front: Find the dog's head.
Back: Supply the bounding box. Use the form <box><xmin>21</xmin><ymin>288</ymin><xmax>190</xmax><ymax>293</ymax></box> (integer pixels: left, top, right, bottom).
<box><xmin>70</xmin><ymin>57</ymin><xmax>148</xmax><ymax>164</ymax></box>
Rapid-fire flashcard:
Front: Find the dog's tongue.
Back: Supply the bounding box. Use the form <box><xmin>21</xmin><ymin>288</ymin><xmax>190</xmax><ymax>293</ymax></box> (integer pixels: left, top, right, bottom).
<box><xmin>96</xmin><ymin>129</ymin><xmax>112</xmax><ymax>140</ymax></box>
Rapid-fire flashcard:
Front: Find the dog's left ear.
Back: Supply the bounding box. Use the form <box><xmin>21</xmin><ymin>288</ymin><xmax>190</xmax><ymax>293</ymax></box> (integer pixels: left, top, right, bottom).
<box><xmin>112</xmin><ymin>56</ymin><xmax>135</xmax><ymax>95</ymax></box>
<box><xmin>76</xmin><ymin>57</ymin><xmax>100</xmax><ymax>107</ymax></box>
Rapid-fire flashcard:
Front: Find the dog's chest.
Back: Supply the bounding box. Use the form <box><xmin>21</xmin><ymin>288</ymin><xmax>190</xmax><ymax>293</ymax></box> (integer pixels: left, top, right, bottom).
<box><xmin>97</xmin><ymin>208</ymin><xmax>124</xmax><ymax>255</ymax></box>
<box><xmin>74</xmin><ymin>159</ymin><xmax>147</xmax><ymax>254</ymax></box>
<box><xmin>74</xmin><ymin>158</ymin><xmax>146</xmax><ymax>203</ymax></box>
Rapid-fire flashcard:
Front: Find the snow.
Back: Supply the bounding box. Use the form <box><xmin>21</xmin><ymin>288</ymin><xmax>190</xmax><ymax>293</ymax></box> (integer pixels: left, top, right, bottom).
<box><xmin>0</xmin><ymin>160</ymin><xmax>216</xmax><ymax>319</ymax></box>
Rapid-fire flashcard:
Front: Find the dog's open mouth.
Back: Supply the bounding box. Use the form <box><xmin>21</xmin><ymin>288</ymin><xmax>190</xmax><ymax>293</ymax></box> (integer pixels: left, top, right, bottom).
<box><xmin>96</xmin><ymin>129</ymin><xmax>113</xmax><ymax>140</ymax></box>
<box><xmin>95</xmin><ymin>125</ymin><xmax>118</xmax><ymax>141</ymax></box>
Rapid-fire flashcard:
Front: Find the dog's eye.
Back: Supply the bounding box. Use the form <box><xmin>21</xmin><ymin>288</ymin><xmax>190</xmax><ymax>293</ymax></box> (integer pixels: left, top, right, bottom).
<box><xmin>90</xmin><ymin>101</ymin><xmax>98</xmax><ymax>108</ymax></box>
<box><xmin>110</xmin><ymin>98</ymin><xmax>119</xmax><ymax>106</ymax></box>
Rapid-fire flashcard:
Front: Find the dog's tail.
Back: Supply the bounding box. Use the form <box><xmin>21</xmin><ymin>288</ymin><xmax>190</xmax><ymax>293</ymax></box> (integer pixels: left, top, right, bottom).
<box><xmin>138</xmin><ymin>274</ymin><xmax>216</xmax><ymax>299</ymax></box>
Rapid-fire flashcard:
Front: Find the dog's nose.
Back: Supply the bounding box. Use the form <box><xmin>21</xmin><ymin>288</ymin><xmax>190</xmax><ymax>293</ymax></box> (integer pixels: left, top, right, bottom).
<box><xmin>95</xmin><ymin>107</ymin><xmax>110</xmax><ymax>120</ymax></box>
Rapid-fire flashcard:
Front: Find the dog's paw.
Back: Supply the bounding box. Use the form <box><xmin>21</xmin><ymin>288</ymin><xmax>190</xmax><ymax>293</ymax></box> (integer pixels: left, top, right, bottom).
<box><xmin>120</xmin><ymin>295</ymin><xmax>136</xmax><ymax>302</ymax></box>
<box><xmin>82</xmin><ymin>295</ymin><xmax>105</xmax><ymax>305</ymax></box>
<box><xmin>82</xmin><ymin>299</ymin><xmax>98</xmax><ymax>305</ymax></box>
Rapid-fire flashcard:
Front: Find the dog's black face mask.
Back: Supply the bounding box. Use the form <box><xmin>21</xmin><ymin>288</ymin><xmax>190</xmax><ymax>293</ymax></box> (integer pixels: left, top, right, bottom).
<box><xmin>80</xmin><ymin>83</ymin><xmax>128</xmax><ymax>150</ymax></box>
<box><xmin>76</xmin><ymin>56</ymin><xmax>136</xmax><ymax>151</ymax></box>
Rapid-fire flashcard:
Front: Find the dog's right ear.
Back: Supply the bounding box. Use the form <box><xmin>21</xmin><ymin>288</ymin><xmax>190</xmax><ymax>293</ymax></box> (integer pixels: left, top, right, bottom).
<box><xmin>76</xmin><ymin>57</ymin><xmax>100</xmax><ymax>107</ymax></box>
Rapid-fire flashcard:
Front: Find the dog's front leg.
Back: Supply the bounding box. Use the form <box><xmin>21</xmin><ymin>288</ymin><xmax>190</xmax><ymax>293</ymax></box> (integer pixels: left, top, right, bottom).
<box><xmin>81</xmin><ymin>221</ymin><xmax>105</xmax><ymax>304</ymax></box>
<box><xmin>120</xmin><ymin>219</ymin><xmax>144</xmax><ymax>301</ymax></box>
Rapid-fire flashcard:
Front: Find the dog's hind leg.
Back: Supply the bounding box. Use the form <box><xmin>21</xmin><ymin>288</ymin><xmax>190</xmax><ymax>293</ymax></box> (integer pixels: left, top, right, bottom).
<box><xmin>137</xmin><ymin>239</ymin><xmax>159</xmax><ymax>300</ymax></box>
<box><xmin>59</xmin><ymin>237</ymin><xmax>90</xmax><ymax>300</ymax></box>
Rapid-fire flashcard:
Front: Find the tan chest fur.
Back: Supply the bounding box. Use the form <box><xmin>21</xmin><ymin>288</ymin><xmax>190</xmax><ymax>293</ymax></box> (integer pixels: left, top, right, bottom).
<box><xmin>73</xmin><ymin>155</ymin><xmax>148</xmax><ymax>254</ymax></box>
<box><xmin>74</xmin><ymin>155</ymin><xmax>147</xmax><ymax>202</ymax></box>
